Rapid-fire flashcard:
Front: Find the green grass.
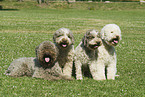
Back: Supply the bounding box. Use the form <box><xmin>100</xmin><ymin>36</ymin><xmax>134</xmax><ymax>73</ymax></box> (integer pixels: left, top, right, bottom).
<box><xmin>0</xmin><ymin>1</ymin><xmax>145</xmax><ymax>96</ymax></box>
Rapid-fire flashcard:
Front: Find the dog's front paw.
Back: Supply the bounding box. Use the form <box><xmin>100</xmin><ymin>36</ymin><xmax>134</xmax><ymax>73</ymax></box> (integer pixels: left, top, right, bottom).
<box><xmin>77</xmin><ymin>78</ymin><xmax>83</xmax><ymax>80</ymax></box>
<box><xmin>76</xmin><ymin>75</ymin><xmax>83</xmax><ymax>80</ymax></box>
<box><xmin>107</xmin><ymin>77</ymin><xmax>115</xmax><ymax>80</ymax></box>
<box><xmin>93</xmin><ymin>76</ymin><xmax>106</xmax><ymax>81</ymax></box>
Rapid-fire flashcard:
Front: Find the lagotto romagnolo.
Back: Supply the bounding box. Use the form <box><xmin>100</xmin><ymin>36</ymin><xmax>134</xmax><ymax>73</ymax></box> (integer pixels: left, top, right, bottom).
<box><xmin>74</xmin><ymin>29</ymin><xmax>102</xmax><ymax>80</ymax></box>
<box><xmin>95</xmin><ymin>24</ymin><xmax>122</xmax><ymax>80</ymax></box>
<box><xmin>5</xmin><ymin>41</ymin><xmax>73</xmax><ymax>80</ymax></box>
<box><xmin>53</xmin><ymin>28</ymin><xmax>75</xmax><ymax>78</ymax></box>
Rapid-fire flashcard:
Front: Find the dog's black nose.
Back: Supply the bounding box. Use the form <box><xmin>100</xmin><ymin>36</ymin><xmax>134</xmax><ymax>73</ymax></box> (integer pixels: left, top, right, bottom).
<box><xmin>62</xmin><ymin>38</ymin><xmax>67</xmax><ymax>43</ymax></box>
<box><xmin>116</xmin><ymin>35</ymin><xmax>119</xmax><ymax>39</ymax></box>
<box><xmin>96</xmin><ymin>41</ymin><xmax>101</xmax><ymax>45</ymax></box>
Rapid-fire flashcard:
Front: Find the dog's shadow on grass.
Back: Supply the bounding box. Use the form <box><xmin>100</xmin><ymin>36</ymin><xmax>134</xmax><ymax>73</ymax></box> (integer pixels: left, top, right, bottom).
<box><xmin>0</xmin><ymin>5</ymin><xmax>19</xmax><ymax>11</ymax></box>
<box><xmin>0</xmin><ymin>9</ymin><xmax>19</xmax><ymax>11</ymax></box>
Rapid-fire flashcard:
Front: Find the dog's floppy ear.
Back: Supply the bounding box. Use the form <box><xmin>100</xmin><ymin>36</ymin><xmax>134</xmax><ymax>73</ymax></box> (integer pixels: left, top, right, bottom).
<box><xmin>82</xmin><ymin>30</ymin><xmax>91</xmax><ymax>46</ymax></box>
<box><xmin>53</xmin><ymin>33</ymin><xmax>56</xmax><ymax>43</ymax></box>
<box><xmin>82</xmin><ymin>33</ymin><xmax>87</xmax><ymax>46</ymax></box>
<box><xmin>100</xmin><ymin>28</ymin><xmax>105</xmax><ymax>39</ymax></box>
<box><xmin>101</xmin><ymin>33</ymin><xmax>105</xmax><ymax>39</ymax></box>
<box><xmin>98</xmin><ymin>32</ymin><xmax>101</xmax><ymax>38</ymax></box>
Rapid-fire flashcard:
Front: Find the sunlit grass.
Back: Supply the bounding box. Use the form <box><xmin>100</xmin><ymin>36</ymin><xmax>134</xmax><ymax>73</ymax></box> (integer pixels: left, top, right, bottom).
<box><xmin>0</xmin><ymin>1</ymin><xmax>145</xmax><ymax>96</ymax></box>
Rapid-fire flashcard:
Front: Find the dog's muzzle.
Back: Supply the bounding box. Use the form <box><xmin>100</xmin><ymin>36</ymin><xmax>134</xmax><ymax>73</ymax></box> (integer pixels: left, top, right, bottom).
<box><xmin>43</xmin><ymin>54</ymin><xmax>52</xmax><ymax>64</ymax></box>
<box><xmin>59</xmin><ymin>39</ymin><xmax>69</xmax><ymax>48</ymax></box>
<box><xmin>109</xmin><ymin>36</ymin><xmax>120</xmax><ymax>46</ymax></box>
<box><xmin>45</xmin><ymin>57</ymin><xmax>50</xmax><ymax>63</ymax></box>
<box><xmin>41</xmin><ymin>54</ymin><xmax>55</xmax><ymax>68</ymax></box>
<box><xmin>89</xmin><ymin>41</ymin><xmax>102</xmax><ymax>49</ymax></box>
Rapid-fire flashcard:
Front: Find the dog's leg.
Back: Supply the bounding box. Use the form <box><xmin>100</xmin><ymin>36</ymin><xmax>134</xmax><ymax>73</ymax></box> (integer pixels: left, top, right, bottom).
<box><xmin>90</xmin><ymin>61</ymin><xmax>106</xmax><ymax>80</ymax></box>
<box><xmin>32</xmin><ymin>68</ymin><xmax>59</xmax><ymax>80</ymax></box>
<box><xmin>75</xmin><ymin>60</ymin><xmax>83</xmax><ymax>80</ymax></box>
<box><xmin>5</xmin><ymin>59</ymin><xmax>29</xmax><ymax>77</ymax></box>
<box><xmin>52</xmin><ymin>62</ymin><xmax>73</xmax><ymax>80</ymax></box>
<box><xmin>63</xmin><ymin>61</ymin><xmax>73</xmax><ymax>78</ymax></box>
<box><xmin>33</xmin><ymin>68</ymin><xmax>73</xmax><ymax>80</ymax></box>
<box><xmin>62</xmin><ymin>49</ymin><xmax>74</xmax><ymax>77</ymax></box>
<box><xmin>107</xmin><ymin>63</ymin><xmax>116</xmax><ymax>80</ymax></box>
<box><xmin>32</xmin><ymin>67</ymin><xmax>44</xmax><ymax>79</ymax></box>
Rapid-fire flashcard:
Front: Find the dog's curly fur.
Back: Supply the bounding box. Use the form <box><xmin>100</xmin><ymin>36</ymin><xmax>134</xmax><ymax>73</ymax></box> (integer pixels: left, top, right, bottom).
<box><xmin>74</xmin><ymin>29</ymin><xmax>102</xmax><ymax>80</ymax></box>
<box><xmin>36</xmin><ymin>41</ymin><xmax>58</xmax><ymax>69</ymax></box>
<box><xmin>53</xmin><ymin>28</ymin><xmax>75</xmax><ymax>77</ymax></box>
<box><xmin>95</xmin><ymin>24</ymin><xmax>122</xmax><ymax>80</ymax></box>
<box><xmin>5</xmin><ymin>41</ymin><xmax>73</xmax><ymax>80</ymax></box>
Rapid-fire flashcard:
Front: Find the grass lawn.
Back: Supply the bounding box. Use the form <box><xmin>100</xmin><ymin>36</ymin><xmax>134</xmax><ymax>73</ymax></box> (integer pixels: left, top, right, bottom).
<box><xmin>0</xmin><ymin>1</ymin><xmax>145</xmax><ymax>96</ymax></box>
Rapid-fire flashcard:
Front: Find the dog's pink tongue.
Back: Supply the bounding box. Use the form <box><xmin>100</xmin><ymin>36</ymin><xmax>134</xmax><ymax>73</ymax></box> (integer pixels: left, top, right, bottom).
<box><xmin>62</xmin><ymin>44</ymin><xmax>67</xmax><ymax>47</ymax></box>
<box><xmin>45</xmin><ymin>58</ymin><xmax>50</xmax><ymax>62</ymax></box>
<box><xmin>114</xmin><ymin>40</ymin><xmax>118</xmax><ymax>43</ymax></box>
<box><xmin>94</xmin><ymin>46</ymin><xmax>98</xmax><ymax>48</ymax></box>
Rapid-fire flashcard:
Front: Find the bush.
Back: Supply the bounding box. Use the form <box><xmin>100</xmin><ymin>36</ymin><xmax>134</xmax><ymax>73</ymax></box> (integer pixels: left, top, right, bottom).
<box><xmin>0</xmin><ymin>5</ymin><xmax>2</xmax><ymax>9</ymax></box>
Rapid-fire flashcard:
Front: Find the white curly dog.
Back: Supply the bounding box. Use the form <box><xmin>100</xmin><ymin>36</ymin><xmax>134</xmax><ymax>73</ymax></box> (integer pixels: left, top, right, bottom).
<box><xmin>53</xmin><ymin>28</ymin><xmax>75</xmax><ymax>78</ymax></box>
<box><xmin>96</xmin><ymin>24</ymin><xmax>122</xmax><ymax>80</ymax></box>
<box><xmin>74</xmin><ymin>29</ymin><xmax>102</xmax><ymax>80</ymax></box>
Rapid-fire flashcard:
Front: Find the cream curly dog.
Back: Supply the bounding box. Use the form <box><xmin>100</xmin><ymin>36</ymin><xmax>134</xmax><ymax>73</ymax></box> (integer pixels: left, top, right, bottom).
<box><xmin>5</xmin><ymin>41</ymin><xmax>72</xmax><ymax>80</ymax></box>
<box><xmin>74</xmin><ymin>29</ymin><xmax>102</xmax><ymax>80</ymax></box>
<box><xmin>96</xmin><ymin>24</ymin><xmax>122</xmax><ymax>80</ymax></box>
<box><xmin>53</xmin><ymin>28</ymin><xmax>75</xmax><ymax>78</ymax></box>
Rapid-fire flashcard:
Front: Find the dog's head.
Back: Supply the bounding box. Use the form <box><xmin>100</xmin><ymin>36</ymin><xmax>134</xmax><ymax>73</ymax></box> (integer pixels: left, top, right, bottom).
<box><xmin>82</xmin><ymin>29</ymin><xmax>102</xmax><ymax>50</ymax></box>
<box><xmin>101</xmin><ymin>24</ymin><xmax>122</xmax><ymax>46</ymax></box>
<box><xmin>36</xmin><ymin>41</ymin><xmax>58</xmax><ymax>68</ymax></box>
<box><xmin>53</xmin><ymin>28</ymin><xmax>74</xmax><ymax>49</ymax></box>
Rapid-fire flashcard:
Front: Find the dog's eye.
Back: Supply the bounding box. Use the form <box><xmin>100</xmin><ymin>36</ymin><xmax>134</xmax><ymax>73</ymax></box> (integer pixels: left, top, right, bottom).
<box><xmin>111</xmin><ymin>31</ymin><xmax>113</xmax><ymax>33</ymax></box>
<box><xmin>97</xmin><ymin>35</ymin><xmax>100</xmax><ymax>38</ymax></box>
<box><xmin>57</xmin><ymin>35</ymin><xmax>62</xmax><ymax>37</ymax></box>
<box><xmin>87</xmin><ymin>36</ymin><xmax>94</xmax><ymax>39</ymax></box>
<box><xmin>68</xmin><ymin>35</ymin><xmax>72</xmax><ymax>38</ymax></box>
